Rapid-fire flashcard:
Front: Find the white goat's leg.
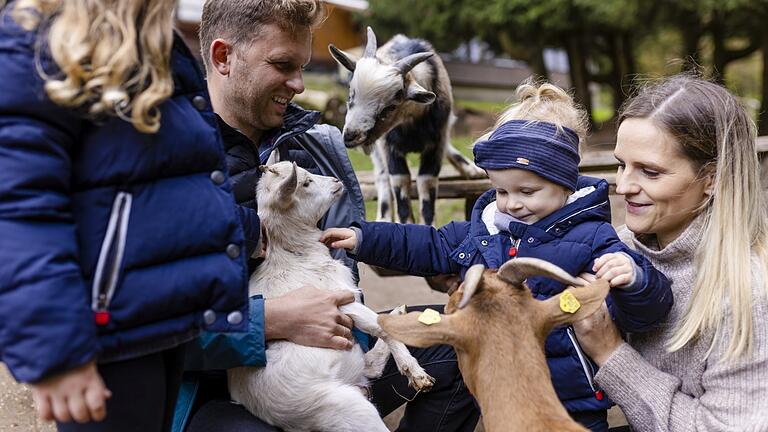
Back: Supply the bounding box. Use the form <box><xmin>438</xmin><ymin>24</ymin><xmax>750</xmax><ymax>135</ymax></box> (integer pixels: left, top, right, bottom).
<box><xmin>363</xmin><ymin>305</ymin><xmax>406</xmax><ymax>378</ymax></box>
<box><xmin>371</xmin><ymin>140</ymin><xmax>393</xmax><ymax>222</ymax></box>
<box><xmin>304</xmin><ymin>384</ymin><xmax>389</xmax><ymax>432</ymax></box>
<box><xmin>341</xmin><ymin>303</ymin><xmax>435</xmax><ymax>391</ymax></box>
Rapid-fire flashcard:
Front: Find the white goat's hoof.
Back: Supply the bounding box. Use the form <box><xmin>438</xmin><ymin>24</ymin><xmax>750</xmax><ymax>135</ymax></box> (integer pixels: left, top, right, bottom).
<box><xmin>391</xmin><ymin>304</ymin><xmax>407</xmax><ymax>315</ymax></box>
<box><xmin>408</xmin><ymin>369</ymin><xmax>435</xmax><ymax>392</ymax></box>
<box><xmin>399</xmin><ymin>363</ymin><xmax>435</xmax><ymax>392</ymax></box>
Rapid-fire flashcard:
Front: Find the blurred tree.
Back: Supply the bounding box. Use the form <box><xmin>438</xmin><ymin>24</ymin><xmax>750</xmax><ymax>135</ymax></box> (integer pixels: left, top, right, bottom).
<box><xmin>365</xmin><ymin>0</ymin><xmax>768</xmax><ymax>131</ymax></box>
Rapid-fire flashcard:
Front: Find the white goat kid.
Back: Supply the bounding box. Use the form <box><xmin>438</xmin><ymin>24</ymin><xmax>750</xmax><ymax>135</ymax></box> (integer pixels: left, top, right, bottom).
<box><xmin>228</xmin><ymin>161</ymin><xmax>434</xmax><ymax>432</ymax></box>
<box><xmin>330</xmin><ymin>27</ymin><xmax>484</xmax><ymax>226</ymax></box>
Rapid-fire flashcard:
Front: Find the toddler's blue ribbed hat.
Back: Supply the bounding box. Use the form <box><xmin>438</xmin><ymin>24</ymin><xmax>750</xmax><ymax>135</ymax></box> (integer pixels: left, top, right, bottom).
<box><xmin>473</xmin><ymin>120</ymin><xmax>580</xmax><ymax>191</ymax></box>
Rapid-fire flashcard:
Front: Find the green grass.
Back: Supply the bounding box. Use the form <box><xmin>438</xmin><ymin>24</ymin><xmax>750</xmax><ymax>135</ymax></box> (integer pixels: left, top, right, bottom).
<box><xmin>365</xmin><ymin>198</ymin><xmax>470</xmax><ymax>226</ymax></box>
<box><xmin>454</xmin><ymin>98</ymin><xmax>508</xmax><ymax>115</ymax></box>
<box><xmin>592</xmin><ymin>106</ymin><xmax>615</xmax><ymax>124</ymax></box>
<box><xmin>345</xmin><ymin>134</ymin><xmax>477</xmax><ymax>173</ymax></box>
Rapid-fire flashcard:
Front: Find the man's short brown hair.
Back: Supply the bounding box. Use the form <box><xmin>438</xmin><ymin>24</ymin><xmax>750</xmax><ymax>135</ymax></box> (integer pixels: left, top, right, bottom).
<box><xmin>199</xmin><ymin>0</ymin><xmax>325</xmax><ymax>70</ymax></box>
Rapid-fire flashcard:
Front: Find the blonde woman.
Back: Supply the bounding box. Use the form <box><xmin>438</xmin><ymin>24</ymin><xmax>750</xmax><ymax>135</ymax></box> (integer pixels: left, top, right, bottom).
<box><xmin>574</xmin><ymin>75</ymin><xmax>768</xmax><ymax>430</ymax></box>
<box><xmin>0</xmin><ymin>1</ymin><xmax>257</xmax><ymax>430</ymax></box>
<box><xmin>323</xmin><ymin>81</ymin><xmax>674</xmax><ymax>431</ymax></box>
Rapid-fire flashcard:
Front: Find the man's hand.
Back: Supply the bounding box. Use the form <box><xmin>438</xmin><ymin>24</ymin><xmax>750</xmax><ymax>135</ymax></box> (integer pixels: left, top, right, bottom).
<box><xmin>264</xmin><ymin>286</ymin><xmax>356</xmax><ymax>350</ymax></box>
<box><xmin>30</xmin><ymin>361</ymin><xmax>111</xmax><ymax>424</ymax></box>
<box><xmin>593</xmin><ymin>252</ymin><xmax>635</xmax><ymax>288</ymax></box>
<box><xmin>319</xmin><ymin>228</ymin><xmax>357</xmax><ymax>251</ymax></box>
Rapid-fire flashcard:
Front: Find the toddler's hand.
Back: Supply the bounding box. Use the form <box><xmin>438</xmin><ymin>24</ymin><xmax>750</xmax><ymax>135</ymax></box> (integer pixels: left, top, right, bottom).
<box><xmin>30</xmin><ymin>361</ymin><xmax>111</xmax><ymax>424</ymax></box>
<box><xmin>593</xmin><ymin>252</ymin><xmax>635</xmax><ymax>288</ymax></box>
<box><xmin>320</xmin><ymin>228</ymin><xmax>357</xmax><ymax>250</ymax></box>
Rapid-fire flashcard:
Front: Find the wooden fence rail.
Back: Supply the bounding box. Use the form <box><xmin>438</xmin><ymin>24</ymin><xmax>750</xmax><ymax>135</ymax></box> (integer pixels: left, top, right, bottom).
<box><xmin>356</xmin><ymin>139</ymin><xmax>768</xmax><ymax>222</ymax></box>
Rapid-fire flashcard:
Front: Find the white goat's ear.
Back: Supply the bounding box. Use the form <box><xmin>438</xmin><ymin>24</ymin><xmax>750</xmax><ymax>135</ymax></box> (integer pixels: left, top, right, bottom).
<box><xmin>378</xmin><ymin>312</ymin><xmax>460</xmax><ymax>348</ymax></box>
<box><xmin>536</xmin><ymin>279</ymin><xmax>610</xmax><ymax>329</ymax></box>
<box><xmin>266</xmin><ymin>149</ymin><xmax>280</xmax><ymax>166</ymax></box>
<box><xmin>328</xmin><ymin>44</ymin><xmax>357</xmax><ymax>72</ymax></box>
<box><xmin>406</xmin><ymin>82</ymin><xmax>436</xmax><ymax>104</ymax></box>
<box><xmin>277</xmin><ymin>162</ymin><xmax>298</xmax><ymax>201</ymax></box>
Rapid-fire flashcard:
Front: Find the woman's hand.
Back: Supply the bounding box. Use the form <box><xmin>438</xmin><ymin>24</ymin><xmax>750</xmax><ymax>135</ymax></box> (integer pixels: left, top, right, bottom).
<box><xmin>30</xmin><ymin>361</ymin><xmax>111</xmax><ymax>424</ymax></box>
<box><xmin>320</xmin><ymin>228</ymin><xmax>357</xmax><ymax>250</ymax></box>
<box><xmin>572</xmin><ymin>303</ymin><xmax>624</xmax><ymax>367</ymax></box>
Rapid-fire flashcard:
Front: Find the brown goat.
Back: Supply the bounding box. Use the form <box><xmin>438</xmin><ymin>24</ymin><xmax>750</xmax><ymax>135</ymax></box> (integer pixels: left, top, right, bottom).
<box><xmin>378</xmin><ymin>258</ymin><xmax>610</xmax><ymax>432</ymax></box>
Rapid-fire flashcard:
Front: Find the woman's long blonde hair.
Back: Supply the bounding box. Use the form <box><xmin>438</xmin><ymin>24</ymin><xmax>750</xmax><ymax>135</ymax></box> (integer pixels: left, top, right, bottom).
<box><xmin>477</xmin><ymin>79</ymin><xmax>589</xmax><ymax>145</ymax></box>
<box><xmin>620</xmin><ymin>75</ymin><xmax>768</xmax><ymax>362</ymax></box>
<box><xmin>2</xmin><ymin>0</ymin><xmax>175</xmax><ymax>133</ymax></box>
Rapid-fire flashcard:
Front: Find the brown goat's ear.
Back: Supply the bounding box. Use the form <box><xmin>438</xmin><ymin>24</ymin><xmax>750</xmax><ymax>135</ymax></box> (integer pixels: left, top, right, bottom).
<box><xmin>378</xmin><ymin>312</ymin><xmax>460</xmax><ymax>348</ymax></box>
<box><xmin>536</xmin><ymin>279</ymin><xmax>610</xmax><ymax>329</ymax></box>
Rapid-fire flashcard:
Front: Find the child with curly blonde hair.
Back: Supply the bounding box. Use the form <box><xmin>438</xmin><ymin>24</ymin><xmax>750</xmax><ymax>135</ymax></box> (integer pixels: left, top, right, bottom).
<box><xmin>322</xmin><ymin>81</ymin><xmax>674</xmax><ymax>431</ymax></box>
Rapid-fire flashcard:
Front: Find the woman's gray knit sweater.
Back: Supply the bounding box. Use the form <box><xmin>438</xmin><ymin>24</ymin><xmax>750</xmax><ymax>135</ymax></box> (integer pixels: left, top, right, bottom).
<box><xmin>595</xmin><ymin>216</ymin><xmax>768</xmax><ymax>431</ymax></box>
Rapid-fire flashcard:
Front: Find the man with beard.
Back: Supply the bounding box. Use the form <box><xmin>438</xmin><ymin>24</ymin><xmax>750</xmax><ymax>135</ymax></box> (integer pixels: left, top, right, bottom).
<box><xmin>172</xmin><ymin>1</ymin><xmax>480</xmax><ymax>432</ymax></box>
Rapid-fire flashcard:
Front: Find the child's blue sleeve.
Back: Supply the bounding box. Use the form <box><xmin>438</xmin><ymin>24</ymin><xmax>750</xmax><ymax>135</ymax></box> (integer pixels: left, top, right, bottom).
<box><xmin>589</xmin><ymin>223</ymin><xmax>674</xmax><ymax>333</ymax></box>
<box><xmin>350</xmin><ymin>220</ymin><xmax>469</xmax><ymax>276</ymax></box>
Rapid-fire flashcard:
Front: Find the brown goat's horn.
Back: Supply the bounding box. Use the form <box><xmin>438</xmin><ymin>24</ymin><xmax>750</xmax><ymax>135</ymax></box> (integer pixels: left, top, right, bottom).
<box><xmin>277</xmin><ymin>162</ymin><xmax>298</xmax><ymax>200</ymax></box>
<box><xmin>394</xmin><ymin>52</ymin><xmax>434</xmax><ymax>75</ymax></box>
<box><xmin>497</xmin><ymin>257</ymin><xmax>586</xmax><ymax>287</ymax></box>
<box><xmin>364</xmin><ymin>26</ymin><xmax>377</xmax><ymax>58</ymax></box>
<box><xmin>458</xmin><ymin>264</ymin><xmax>486</xmax><ymax>309</ymax></box>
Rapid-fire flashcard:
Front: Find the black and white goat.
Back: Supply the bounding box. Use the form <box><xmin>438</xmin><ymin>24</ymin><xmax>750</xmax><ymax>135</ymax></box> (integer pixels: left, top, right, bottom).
<box><xmin>329</xmin><ymin>27</ymin><xmax>484</xmax><ymax>225</ymax></box>
<box><xmin>227</xmin><ymin>161</ymin><xmax>434</xmax><ymax>432</ymax></box>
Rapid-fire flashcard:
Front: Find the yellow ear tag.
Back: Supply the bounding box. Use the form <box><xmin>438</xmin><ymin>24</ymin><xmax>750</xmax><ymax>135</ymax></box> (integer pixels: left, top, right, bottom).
<box><xmin>559</xmin><ymin>291</ymin><xmax>581</xmax><ymax>314</ymax></box>
<box><xmin>417</xmin><ymin>308</ymin><xmax>442</xmax><ymax>325</ymax></box>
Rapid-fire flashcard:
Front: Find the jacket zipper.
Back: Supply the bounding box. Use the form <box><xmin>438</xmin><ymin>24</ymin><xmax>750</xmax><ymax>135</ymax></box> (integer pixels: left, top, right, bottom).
<box><xmin>566</xmin><ymin>326</ymin><xmax>597</xmax><ymax>392</ymax></box>
<box><xmin>91</xmin><ymin>191</ymin><xmax>133</xmax><ymax>325</ymax></box>
<box><xmin>544</xmin><ymin>201</ymin><xmax>608</xmax><ymax>233</ymax></box>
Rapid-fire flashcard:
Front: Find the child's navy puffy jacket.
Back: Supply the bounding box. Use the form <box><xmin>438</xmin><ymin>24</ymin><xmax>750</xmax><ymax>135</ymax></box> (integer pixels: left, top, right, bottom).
<box><xmin>352</xmin><ymin>176</ymin><xmax>673</xmax><ymax>412</ymax></box>
<box><xmin>0</xmin><ymin>17</ymin><xmax>254</xmax><ymax>383</ymax></box>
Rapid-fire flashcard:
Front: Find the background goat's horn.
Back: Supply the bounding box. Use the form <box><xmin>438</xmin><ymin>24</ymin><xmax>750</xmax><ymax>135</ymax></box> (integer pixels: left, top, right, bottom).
<box><xmin>458</xmin><ymin>264</ymin><xmax>486</xmax><ymax>309</ymax></box>
<box><xmin>394</xmin><ymin>52</ymin><xmax>434</xmax><ymax>75</ymax></box>
<box><xmin>364</xmin><ymin>26</ymin><xmax>377</xmax><ymax>58</ymax></box>
<box><xmin>497</xmin><ymin>257</ymin><xmax>586</xmax><ymax>287</ymax></box>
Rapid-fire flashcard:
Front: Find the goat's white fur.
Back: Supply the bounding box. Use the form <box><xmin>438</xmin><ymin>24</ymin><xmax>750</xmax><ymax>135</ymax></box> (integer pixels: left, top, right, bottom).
<box><xmin>228</xmin><ymin>162</ymin><xmax>434</xmax><ymax>432</ymax></box>
<box><xmin>331</xmin><ymin>30</ymin><xmax>485</xmax><ymax>225</ymax></box>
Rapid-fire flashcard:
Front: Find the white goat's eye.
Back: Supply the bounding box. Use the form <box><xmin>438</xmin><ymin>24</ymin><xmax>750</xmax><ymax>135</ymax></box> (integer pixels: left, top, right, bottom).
<box><xmin>303</xmin><ymin>181</ymin><xmax>311</xmax><ymax>187</ymax></box>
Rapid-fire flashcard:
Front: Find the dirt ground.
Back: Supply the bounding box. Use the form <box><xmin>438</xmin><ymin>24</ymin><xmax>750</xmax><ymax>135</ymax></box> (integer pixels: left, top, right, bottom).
<box><xmin>0</xmin><ymin>264</ymin><xmax>625</xmax><ymax>431</ymax></box>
